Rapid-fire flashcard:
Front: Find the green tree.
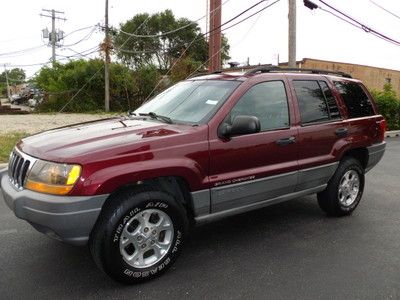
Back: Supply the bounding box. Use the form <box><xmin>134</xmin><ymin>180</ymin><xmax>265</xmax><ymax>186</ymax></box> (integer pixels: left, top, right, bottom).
<box><xmin>0</xmin><ymin>68</ymin><xmax>26</xmax><ymax>83</ymax></box>
<box><xmin>0</xmin><ymin>68</ymin><xmax>26</xmax><ymax>97</ymax></box>
<box><xmin>113</xmin><ymin>10</ymin><xmax>230</xmax><ymax>72</ymax></box>
<box><xmin>371</xmin><ymin>84</ymin><xmax>400</xmax><ymax>130</ymax></box>
<box><xmin>34</xmin><ymin>59</ymin><xmax>158</xmax><ymax>112</ymax></box>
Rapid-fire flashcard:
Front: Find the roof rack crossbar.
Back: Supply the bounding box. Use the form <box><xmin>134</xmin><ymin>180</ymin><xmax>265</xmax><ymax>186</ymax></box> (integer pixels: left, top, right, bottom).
<box><xmin>188</xmin><ymin>69</ymin><xmax>224</xmax><ymax>79</ymax></box>
<box><xmin>244</xmin><ymin>66</ymin><xmax>352</xmax><ymax>78</ymax></box>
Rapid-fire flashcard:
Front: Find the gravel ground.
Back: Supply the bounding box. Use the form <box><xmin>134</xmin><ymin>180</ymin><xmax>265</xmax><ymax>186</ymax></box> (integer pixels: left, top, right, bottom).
<box><xmin>0</xmin><ymin>113</ymin><xmax>118</xmax><ymax>134</ymax></box>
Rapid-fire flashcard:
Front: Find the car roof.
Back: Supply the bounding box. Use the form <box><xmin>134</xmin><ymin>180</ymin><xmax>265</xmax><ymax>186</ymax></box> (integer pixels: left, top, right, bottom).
<box><xmin>190</xmin><ymin>68</ymin><xmax>361</xmax><ymax>83</ymax></box>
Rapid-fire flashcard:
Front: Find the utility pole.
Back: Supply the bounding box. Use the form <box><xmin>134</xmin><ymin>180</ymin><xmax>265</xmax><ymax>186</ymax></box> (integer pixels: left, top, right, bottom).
<box><xmin>51</xmin><ymin>10</ymin><xmax>56</xmax><ymax>65</ymax></box>
<box><xmin>4</xmin><ymin>64</ymin><xmax>11</xmax><ymax>101</ymax></box>
<box><xmin>208</xmin><ymin>0</ymin><xmax>222</xmax><ymax>72</ymax></box>
<box><xmin>205</xmin><ymin>0</ymin><xmax>209</xmax><ymax>41</ymax></box>
<box><xmin>288</xmin><ymin>0</ymin><xmax>297</xmax><ymax>68</ymax></box>
<box><xmin>104</xmin><ymin>0</ymin><xmax>110</xmax><ymax>112</ymax></box>
<box><xmin>40</xmin><ymin>9</ymin><xmax>66</xmax><ymax>66</ymax></box>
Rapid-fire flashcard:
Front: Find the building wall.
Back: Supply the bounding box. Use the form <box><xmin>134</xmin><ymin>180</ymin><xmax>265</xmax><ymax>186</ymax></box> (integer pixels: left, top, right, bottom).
<box><xmin>297</xmin><ymin>58</ymin><xmax>400</xmax><ymax>94</ymax></box>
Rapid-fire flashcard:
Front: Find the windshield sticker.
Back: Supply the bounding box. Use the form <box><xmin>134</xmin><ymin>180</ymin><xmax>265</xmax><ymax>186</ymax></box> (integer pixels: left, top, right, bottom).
<box><xmin>206</xmin><ymin>99</ymin><xmax>218</xmax><ymax>105</ymax></box>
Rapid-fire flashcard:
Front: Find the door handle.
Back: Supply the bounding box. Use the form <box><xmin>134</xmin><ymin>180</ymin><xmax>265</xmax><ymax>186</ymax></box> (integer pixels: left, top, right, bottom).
<box><xmin>276</xmin><ymin>136</ymin><xmax>296</xmax><ymax>145</ymax></box>
<box><xmin>335</xmin><ymin>128</ymin><xmax>348</xmax><ymax>137</ymax></box>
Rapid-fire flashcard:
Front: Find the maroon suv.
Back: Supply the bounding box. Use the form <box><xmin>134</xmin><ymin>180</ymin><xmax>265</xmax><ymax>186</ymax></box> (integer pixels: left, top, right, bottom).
<box><xmin>1</xmin><ymin>67</ymin><xmax>386</xmax><ymax>283</ymax></box>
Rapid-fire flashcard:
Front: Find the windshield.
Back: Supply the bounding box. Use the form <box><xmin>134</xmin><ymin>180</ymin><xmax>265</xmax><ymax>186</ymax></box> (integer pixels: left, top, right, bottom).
<box><xmin>134</xmin><ymin>80</ymin><xmax>241</xmax><ymax>124</ymax></box>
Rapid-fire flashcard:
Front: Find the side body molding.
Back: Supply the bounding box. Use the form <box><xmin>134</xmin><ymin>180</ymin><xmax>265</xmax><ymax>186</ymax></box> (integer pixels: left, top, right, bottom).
<box><xmin>191</xmin><ymin>162</ymin><xmax>339</xmax><ymax>220</ymax></box>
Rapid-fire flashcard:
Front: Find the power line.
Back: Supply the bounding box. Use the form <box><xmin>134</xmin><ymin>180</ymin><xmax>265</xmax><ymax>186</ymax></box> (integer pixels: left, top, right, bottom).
<box><xmin>56</xmin><ymin>66</ymin><xmax>104</xmax><ymax>114</ymax></box>
<box><xmin>186</xmin><ymin>0</ymin><xmax>272</xmax><ymax>79</ymax></box>
<box><xmin>143</xmin><ymin>0</ymin><xmax>280</xmax><ymax>102</ymax></box>
<box><xmin>0</xmin><ymin>36</ymin><xmax>37</xmax><ymax>44</ymax></box>
<box><xmin>304</xmin><ymin>0</ymin><xmax>400</xmax><ymax>46</ymax></box>
<box><xmin>117</xmin><ymin>0</ymin><xmax>278</xmax><ymax>57</ymax></box>
<box><xmin>114</xmin><ymin>0</ymin><xmax>230</xmax><ymax>55</ymax></box>
<box><xmin>14</xmin><ymin>0</ymin><xmax>275</xmax><ymax>112</ymax></box>
<box><xmin>63</xmin><ymin>24</ymin><xmax>98</xmax><ymax>39</ymax></box>
<box><xmin>4</xmin><ymin>61</ymin><xmax>51</xmax><ymax>68</ymax></box>
<box><xmin>61</xmin><ymin>27</ymin><xmax>98</xmax><ymax>47</ymax></box>
<box><xmin>0</xmin><ymin>25</ymin><xmax>98</xmax><ymax>58</ymax></box>
<box><xmin>56</xmin><ymin>48</ymin><xmax>100</xmax><ymax>59</ymax></box>
<box><xmin>219</xmin><ymin>0</ymin><xmax>279</xmax><ymax>32</ymax></box>
<box><xmin>52</xmin><ymin>8</ymin><xmax>154</xmax><ymax>114</ymax></box>
<box><xmin>119</xmin><ymin>0</ymin><xmax>232</xmax><ymax>39</ymax></box>
<box><xmin>0</xmin><ymin>45</ymin><xmax>47</xmax><ymax>57</ymax></box>
<box><xmin>57</xmin><ymin>45</ymin><xmax>100</xmax><ymax>59</ymax></box>
<box><xmin>369</xmin><ymin>0</ymin><xmax>400</xmax><ymax>20</ymax></box>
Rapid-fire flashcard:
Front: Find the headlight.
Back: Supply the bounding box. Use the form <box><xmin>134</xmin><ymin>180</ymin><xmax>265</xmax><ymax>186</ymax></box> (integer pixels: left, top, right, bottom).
<box><xmin>25</xmin><ymin>160</ymin><xmax>81</xmax><ymax>195</ymax></box>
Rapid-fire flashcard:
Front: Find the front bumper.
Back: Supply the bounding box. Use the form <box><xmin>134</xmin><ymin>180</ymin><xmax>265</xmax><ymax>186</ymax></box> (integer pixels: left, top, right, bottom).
<box><xmin>0</xmin><ymin>168</ymin><xmax>108</xmax><ymax>246</ymax></box>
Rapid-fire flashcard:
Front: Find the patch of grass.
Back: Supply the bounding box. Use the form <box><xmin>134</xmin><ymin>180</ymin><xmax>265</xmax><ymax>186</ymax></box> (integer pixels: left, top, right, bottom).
<box><xmin>0</xmin><ymin>132</ymin><xmax>29</xmax><ymax>163</ymax></box>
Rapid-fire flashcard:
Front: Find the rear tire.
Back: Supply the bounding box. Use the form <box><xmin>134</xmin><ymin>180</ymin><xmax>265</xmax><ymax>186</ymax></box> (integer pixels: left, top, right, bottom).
<box><xmin>317</xmin><ymin>157</ymin><xmax>365</xmax><ymax>217</ymax></box>
<box><xmin>89</xmin><ymin>186</ymin><xmax>188</xmax><ymax>284</ymax></box>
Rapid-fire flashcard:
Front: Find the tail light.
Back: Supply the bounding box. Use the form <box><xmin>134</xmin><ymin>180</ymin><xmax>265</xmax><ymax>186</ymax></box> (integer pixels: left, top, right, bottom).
<box><xmin>377</xmin><ymin>119</ymin><xmax>386</xmax><ymax>141</ymax></box>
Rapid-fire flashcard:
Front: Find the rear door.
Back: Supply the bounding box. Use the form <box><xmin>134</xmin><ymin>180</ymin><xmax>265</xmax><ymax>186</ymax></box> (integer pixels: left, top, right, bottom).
<box><xmin>208</xmin><ymin>78</ymin><xmax>298</xmax><ymax>213</ymax></box>
<box><xmin>290</xmin><ymin>77</ymin><xmax>345</xmax><ymax>191</ymax></box>
<box><xmin>332</xmin><ymin>80</ymin><xmax>382</xmax><ymax>145</ymax></box>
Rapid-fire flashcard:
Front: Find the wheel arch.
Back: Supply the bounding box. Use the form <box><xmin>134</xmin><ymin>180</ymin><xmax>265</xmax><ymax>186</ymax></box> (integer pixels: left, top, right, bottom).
<box><xmin>341</xmin><ymin>147</ymin><xmax>368</xmax><ymax>170</ymax></box>
<box><xmin>100</xmin><ymin>176</ymin><xmax>196</xmax><ymax>224</ymax></box>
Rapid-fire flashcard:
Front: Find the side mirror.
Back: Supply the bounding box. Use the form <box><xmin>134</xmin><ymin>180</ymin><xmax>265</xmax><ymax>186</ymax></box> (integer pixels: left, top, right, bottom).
<box><xmin>218</xmin><ymin>115</ymin><xmax>261</xmax><ymax>138</ymax></box>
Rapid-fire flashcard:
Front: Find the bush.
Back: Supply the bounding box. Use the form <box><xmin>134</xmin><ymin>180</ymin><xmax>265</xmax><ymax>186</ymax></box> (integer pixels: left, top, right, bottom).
<box><xmin>35</xmin><ymin>59</ymin><xmax>160</xmax><ymax>113</ymax></box>
<box><xmin>371</xmin><ymin>84</ymin><xmax>400</xmax><ymax>130</ymax></box>
<box><xmin>170</xmin><ymin>57</ymin><xmax>202</xmax><ymax>83</ymax></box>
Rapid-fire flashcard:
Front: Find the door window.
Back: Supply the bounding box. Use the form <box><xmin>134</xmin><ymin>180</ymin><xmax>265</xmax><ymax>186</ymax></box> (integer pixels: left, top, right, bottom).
<box><xmin>293</xmin><ymin>80</ymin><xmax>341</xmax><ymax>124</ymax></box>
<box><xmin>228</xmin><ymin>81</ymin><xmax>289</xmax><ymax>131</ymax></box>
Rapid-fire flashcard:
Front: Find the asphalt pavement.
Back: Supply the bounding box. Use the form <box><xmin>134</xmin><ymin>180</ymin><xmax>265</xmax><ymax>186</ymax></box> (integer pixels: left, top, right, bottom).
<box><xmin>1</xmin><ymin>138</ymin><xmax>399</xmax><ymax>299</ymax></box>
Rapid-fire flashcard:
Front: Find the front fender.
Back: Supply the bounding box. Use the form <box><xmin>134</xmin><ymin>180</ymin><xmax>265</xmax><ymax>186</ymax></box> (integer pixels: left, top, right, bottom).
<box><xmin>76</xmin><ymin>158</ymin><xmax>207</xmax><ymax>195</ymax></box>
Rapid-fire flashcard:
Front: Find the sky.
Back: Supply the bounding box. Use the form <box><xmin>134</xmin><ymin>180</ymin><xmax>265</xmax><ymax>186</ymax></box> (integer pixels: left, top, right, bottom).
<box><xmin>0</xmin><ymin>0</ymin><xmax>399</xmax><ymax>78</ymax></box>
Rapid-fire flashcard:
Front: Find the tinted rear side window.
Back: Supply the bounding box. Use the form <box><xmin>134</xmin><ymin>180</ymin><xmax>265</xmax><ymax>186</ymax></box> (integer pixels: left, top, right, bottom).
<box><xmin>293</xmin><ymin>80</ymin><xmax>330</xmax><ymax>123</ymax></box>
<box><xmin>333</xmin><ymin>81</ymin><xmax>374</xmax><ymax>118</ymax></box>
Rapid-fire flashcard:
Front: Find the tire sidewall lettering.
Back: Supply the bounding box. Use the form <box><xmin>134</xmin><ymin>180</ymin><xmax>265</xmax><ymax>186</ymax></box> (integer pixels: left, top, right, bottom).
<box><xmin>145</xmin><ymin>201</ymin><xmax>169</xmax><ymax>209</ymax></box>
<box><xmin>122</xmin><ymin>256</ymin><xmax>173</xmax><ymax>278</ymax></box>
<box><xmin>120</xmin><ymin>231</ymin><xmax>182</xmax><ymax>278</ymax></box>
<box><xmin>111</xmin><ymin>200</ymin><xmax>183</xmax><ymax>279</ymax></box>
<box><xmin>113</xmin><ymin>206</ymin><xmax>142</xmax><ymax>243</ymax></box>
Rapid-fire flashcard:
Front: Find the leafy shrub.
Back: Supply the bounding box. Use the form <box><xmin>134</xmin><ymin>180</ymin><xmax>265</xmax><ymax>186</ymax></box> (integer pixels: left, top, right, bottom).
<box><xmin>371</xmin><ymin>84</ymin><xmax>400</xmax><ymax>130</ymax></box>
<box><xmin>35</xmin><ymin>59</ymin><xmax>160</xmax><ymax>113</ymax></box>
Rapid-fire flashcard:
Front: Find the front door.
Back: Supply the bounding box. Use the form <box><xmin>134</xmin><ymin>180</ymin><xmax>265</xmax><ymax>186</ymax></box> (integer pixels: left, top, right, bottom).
<box><xmin>209</xmin><ymin>79</ymin><xmax>298</xmax><ymax>213</ymax></box>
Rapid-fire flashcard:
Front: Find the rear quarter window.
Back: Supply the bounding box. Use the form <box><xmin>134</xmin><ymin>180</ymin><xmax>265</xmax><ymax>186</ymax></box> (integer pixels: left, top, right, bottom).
<box><xmin>333</xmin><ymin>81</ymin><xmax>375</xmax><ymax>118</ymax></box>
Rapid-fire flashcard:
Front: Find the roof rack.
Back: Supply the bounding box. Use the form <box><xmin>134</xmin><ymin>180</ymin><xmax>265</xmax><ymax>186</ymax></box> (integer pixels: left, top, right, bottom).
<box><xmin>188</xmin><ymin>69</ymin><xmax>223</xmax><ymax>79</ymax></box>
<box><xmin>244</xmin><ymin>66</ymin><xmax>352</xmax><ymax>78</ymax></box>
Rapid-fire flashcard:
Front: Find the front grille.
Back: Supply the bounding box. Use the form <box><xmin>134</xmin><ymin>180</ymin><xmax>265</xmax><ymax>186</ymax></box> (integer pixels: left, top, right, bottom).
<box><xmin>8</xmin><ymin>149</ymin><xmax>32</xmax><ymax>190</ymax></box>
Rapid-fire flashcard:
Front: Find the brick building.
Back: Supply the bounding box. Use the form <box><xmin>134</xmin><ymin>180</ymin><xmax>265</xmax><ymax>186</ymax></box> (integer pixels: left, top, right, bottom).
<box><xmin>284</xmin><ymin>58</ymin><xmax>400</xmax><ymax>94</ymax></box>
<box><xmin>228</xmin><ymin>58</ymin><xmax>400</xmax><ymax>95</ymax></box>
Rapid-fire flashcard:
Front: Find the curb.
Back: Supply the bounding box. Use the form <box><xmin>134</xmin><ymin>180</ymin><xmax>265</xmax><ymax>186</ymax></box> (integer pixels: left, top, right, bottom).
<box><xmin>0</xmin><ymin>163</ymin><xmax>7</xmax><ymax>170</ymax></box>
<box><xmin>386</xmin><ymin>130</ymin><xmax>400</xmax><ymax>138</ymax></box>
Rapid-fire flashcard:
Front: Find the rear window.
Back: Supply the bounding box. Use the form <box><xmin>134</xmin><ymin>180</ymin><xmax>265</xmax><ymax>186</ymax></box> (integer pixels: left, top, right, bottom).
<box><xmin>333</xmin><ymin>81</ymin><xmax>374</xmax><ymax>118</ymax></box>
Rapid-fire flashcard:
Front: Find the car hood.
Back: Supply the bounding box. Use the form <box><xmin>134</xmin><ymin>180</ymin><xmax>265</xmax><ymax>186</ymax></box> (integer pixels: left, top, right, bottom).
<box><xmin>18</xmin><ymin>117</ymin><xmax>189</xmax><ymax>163</ymax></box>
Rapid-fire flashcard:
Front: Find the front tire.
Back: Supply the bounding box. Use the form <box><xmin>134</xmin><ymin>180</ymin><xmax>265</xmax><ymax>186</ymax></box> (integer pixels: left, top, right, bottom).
<box><xmin>89</xmin><ymin>186</ymin><xmax>188</xmax><ymax>284</ymax></box>
<box><xmin>317</xmin><ymin>157</ymin><xmax>365</xmax><ymax>217</ymax></box>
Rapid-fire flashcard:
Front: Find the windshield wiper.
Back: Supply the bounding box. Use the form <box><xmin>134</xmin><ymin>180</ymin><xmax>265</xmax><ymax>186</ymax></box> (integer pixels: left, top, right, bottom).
<box><xmin>138</xmin><ymin>112</ymin><xmax>173</xmax><ymax>124</ymax></box>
